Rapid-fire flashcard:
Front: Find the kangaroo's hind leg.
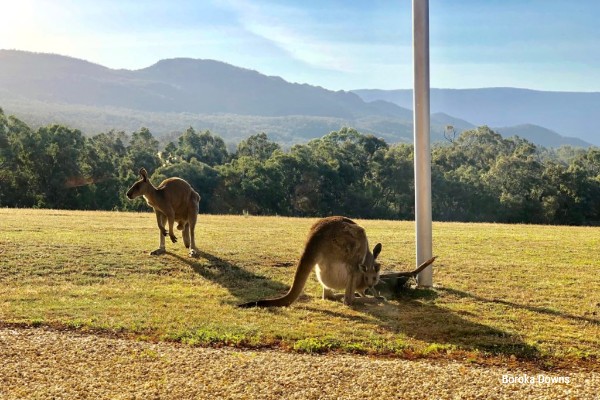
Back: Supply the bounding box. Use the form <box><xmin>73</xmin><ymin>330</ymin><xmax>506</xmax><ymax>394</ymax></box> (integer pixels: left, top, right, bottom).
<box><xmin>182</xmin><ymin>222</ymin><xmax>191</xmax><ymax>249</ymax></box>
<box><xmin>187</xmin><ymin>205</ymin><xmax>199</xmax><ymax>258</ymax></box>
<box><xmin>151</xmin><ymin>211</ymin><xmax>167</xmax><ymax>255</ymax></box>
<box><xmin>323</xmin><ymin>288</ymin><xmax>344</xmax><ymax>302</ymax></box>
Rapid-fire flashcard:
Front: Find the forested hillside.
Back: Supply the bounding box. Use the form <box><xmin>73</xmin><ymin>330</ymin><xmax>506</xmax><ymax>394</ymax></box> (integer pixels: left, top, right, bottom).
<box><xmin>0</xmin><ymin>51</ymin><xmax>465</xmax><ymax>146</ymax></box>
<box><xmin>1</xmin><ymin>50</ymin><xmax>593</xmax><ymax>148</ymax></box>
<box><xmin>1</xmin><ymin>108</ymin><xmax>599</xmax><ymax>225</ymax></box>
<box><xmin>0</xmin><ymin>50</ymin><xmax>405</xmax><ymax>118</ymax></box>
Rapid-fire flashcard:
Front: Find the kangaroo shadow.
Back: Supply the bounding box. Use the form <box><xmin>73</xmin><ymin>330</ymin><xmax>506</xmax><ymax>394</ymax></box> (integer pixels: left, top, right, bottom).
<box><xmin>168</xmin><ymin>252</ymin><xmax>541</xmax><ymax>359</ymax></box>
<box><xmin>361</xmin><ymin>291</ymin><xmax>540</xmax><ymax>359</ymax></box>
<box><xmin>266</xmin><ymin>282</ymin><xmax>540</xmax><ymax>359</ymax></box>
<box><xmin>167</xmin><ymin>251</ymin><xmax>290</xmax><ymax>304</ymax></box>
<box><xmin>304</xmin><ymin>287</ymin><xmax>541</xmax><ymax>360</ymax></box>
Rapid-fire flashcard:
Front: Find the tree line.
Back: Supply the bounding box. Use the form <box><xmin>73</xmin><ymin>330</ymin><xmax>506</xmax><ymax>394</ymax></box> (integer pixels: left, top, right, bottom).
<box><xmin>1</xmin><ymin>107</ymin><xmax>599</xmax><ymax>225</ymax></box>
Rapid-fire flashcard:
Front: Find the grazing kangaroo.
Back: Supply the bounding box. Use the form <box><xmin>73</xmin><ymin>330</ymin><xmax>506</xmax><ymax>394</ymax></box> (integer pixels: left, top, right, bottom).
<box><xmin>239</xmin><ymin>216</ymin><xmax>383</xmax><ymax>308</ymax></box>
<box><xmin>126</xmin><ymin>168</ymin><xmax>201</xmax><ymax>257</ymax></box>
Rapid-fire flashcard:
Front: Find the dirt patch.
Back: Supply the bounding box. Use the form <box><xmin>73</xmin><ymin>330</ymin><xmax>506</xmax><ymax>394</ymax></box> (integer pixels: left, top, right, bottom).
<box><xmin>1</xmin><ymin>327</ymin><xmax>598</xmax><ymax>399</ymax></box>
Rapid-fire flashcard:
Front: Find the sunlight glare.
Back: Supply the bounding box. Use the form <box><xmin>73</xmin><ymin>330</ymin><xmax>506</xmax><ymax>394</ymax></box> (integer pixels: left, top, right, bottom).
<box><xmin>0</xmin><ymin>0</ymin><xmax>76</xmax><ymax>54</ymax></box>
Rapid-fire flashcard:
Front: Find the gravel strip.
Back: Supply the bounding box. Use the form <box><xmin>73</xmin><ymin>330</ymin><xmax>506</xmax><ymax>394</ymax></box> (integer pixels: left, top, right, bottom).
<box><xmin>0</xmin><ymin>327</ymin><xmax>597</xmax><ymax>400</ymax></box>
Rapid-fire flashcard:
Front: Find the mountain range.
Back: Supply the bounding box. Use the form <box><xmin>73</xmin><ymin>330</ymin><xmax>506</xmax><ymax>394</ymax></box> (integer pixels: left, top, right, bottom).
<box><xmin>353</xmin><ymin>88</ymin><xmax>599</xmax><ymax>147</ymax></box>
<box><xmin>0</xmin><ymin>50</ymin><xmax>596</xmax><ymax>147</ymax></box>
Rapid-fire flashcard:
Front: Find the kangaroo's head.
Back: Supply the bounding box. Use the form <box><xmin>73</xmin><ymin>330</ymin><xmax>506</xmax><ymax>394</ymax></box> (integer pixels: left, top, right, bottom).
<box><xmin>126</xmin><ymin>168</ymin><xmax>151</xmax><ymax>199</ymax></box>
<box><xmin>359</xmin><ymin>242</ymin><xmax>382</xmax><ymax>288</ymax></box>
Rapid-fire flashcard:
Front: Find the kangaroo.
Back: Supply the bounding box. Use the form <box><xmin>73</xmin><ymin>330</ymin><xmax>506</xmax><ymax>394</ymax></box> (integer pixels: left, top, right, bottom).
<box><xmin>126</xmin><ymin>168</ymin><xmax>201</xmax><ymax>257</ymax></box>
<box><xmin>239</xmin><ymin>216</ymin><xmax>383</xmax><ymax>308</ymax></box>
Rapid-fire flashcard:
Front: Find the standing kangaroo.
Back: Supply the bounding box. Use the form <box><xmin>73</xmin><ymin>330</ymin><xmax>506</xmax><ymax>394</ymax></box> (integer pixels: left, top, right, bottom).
<box><xmin>239</xmin><ymin>216</ymin><xmax>383</xmax><ymax>308</ymax></box>
<box><xmin>126</xmin><ymin>168</ymin><xmax>201</xmax><ymax>257</ymax></box>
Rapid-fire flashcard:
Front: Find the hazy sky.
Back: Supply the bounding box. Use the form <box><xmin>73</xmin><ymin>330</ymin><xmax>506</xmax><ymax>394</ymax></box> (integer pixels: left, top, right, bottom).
<box><xmin>2</xmin><ymin>0</ymin><xmax>599</xmax><ymax>92</ymax></box>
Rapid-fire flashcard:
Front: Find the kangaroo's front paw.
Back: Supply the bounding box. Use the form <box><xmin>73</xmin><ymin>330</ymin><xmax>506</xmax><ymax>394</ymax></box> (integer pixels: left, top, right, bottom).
<box><xmin>169</xmin><ymin>234</ymin><xmax>178</xmax><ymax>243</ymax></box>
<box><xmin>150</xmin><ymin>248</ymin><xmax>166</xmax><ymax>256</ymax></box>
<box><xmin>160</xmin><ymin>228</ymin><xmax>168</xmax><ymax>237</ymax></box>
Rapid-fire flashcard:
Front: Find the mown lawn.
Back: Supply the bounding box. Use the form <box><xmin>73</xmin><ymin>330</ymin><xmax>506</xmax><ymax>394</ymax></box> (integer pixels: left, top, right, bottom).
<box><xmin>1</xmin><ymin>209</ymin><xmax>598</xmax><ymax>366</ymax></box>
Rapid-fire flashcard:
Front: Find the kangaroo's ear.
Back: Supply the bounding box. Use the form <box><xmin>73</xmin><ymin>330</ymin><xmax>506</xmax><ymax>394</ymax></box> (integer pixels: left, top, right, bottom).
<box><xmin>373</xmin><ymin>243</ymin><xmax>382</xmax><ymax>259</ymax></box>
<box><xmin>139</xmin><ymin>168</ymin><xmax>148</xmax><ymax>181</ymax></box>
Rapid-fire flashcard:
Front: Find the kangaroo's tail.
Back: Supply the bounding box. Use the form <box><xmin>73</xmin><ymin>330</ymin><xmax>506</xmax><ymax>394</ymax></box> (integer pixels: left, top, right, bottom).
<box><xmin>238</xmin><ymin>236</ymin><xmax>320</xmax><ymax>308</ymax></box>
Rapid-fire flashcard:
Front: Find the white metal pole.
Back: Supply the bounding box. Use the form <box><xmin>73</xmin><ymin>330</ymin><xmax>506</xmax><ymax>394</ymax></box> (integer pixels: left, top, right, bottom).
<box><xmin>413</xmin><ymin>0</ymin><xmax>433</xmax><ymax>287</ymax></box>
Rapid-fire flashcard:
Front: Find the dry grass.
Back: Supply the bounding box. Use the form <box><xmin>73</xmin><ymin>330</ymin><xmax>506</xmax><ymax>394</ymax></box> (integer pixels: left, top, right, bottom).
<box><xmin>1</xmin><ymin>209</ymin><xmax>599</xmax><ymax>365</ymax></box>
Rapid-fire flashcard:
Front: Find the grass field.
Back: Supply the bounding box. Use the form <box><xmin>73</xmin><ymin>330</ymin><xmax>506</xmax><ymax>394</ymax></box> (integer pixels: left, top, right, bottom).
<box><xmin>1</xmin><ymin>209</ymin><xmax>599</xmax><ymax>368</ymax></box>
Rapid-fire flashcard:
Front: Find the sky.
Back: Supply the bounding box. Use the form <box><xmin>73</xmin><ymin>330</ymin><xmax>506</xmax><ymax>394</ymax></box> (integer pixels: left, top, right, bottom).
<box><xmin>2</xmin><ymin>0</ymin><xmax>599</xmax><ymax>92</ymax></box>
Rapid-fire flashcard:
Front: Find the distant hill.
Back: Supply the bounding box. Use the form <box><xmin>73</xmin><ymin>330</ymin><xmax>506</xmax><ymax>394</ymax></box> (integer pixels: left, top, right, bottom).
<box><xmin>353</xmin><ymin>88</ymin><xmax>600</xmax><ymax>146</ymax></box>
<box><xmin>0</xmin><ymin>50</ymin><xmax>422</xmax><ymax>145</ymax></box>
<box><xmin>0</xmin><ymin>50</ymin><xmax>595</xmax><ymax>148</ymax></box>
<box><xmin>493</xmin><ymin>124</ymin><xmax>591</xmax><ymax>148</ymax></box>
<box><xmin>0</xmin><ymin>50</ymin><xmax>410</xmax><ymax>119</ymax></box>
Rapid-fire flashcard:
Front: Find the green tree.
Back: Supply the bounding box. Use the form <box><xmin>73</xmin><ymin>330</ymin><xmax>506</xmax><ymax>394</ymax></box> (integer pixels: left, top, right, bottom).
<box><xmin>80</xmin><ymin>130</ymin><xmax>129</xmax><ymax>210</ymax></box>
<box><xmin>483</xmin><ymin>153</ymin><xmax>546</xmax><ymax>223</ymax></box>
<box><xmin>126</xmin><ymin>127</ymin><xmax>160</xmax><ymax>174</ymax></box>
<box><xmin>369</xmin><ymin>143</ymin><xmax>415</xmax><ymax>219</ymax></box>
<box><xmin>236</xmin><ymin>132</ymin><xmax>281</xmax><ymax>161</ymax></box>
<box><xmin>275</xmin><ymin>145</ymin><xmax>324</xmax><ymax>216</ymax></box>
<box><xmin>304</xmin><ymin>128</ymin><xmax>389</xmax><ymax>217</ymax></box>
<box><xmin>0</xmin><ymin>108</ymin><xmax>13</xmax><ymax>205</ymax></box>
<box><xmin>177</xmin><ymin>127</ymin><xmax>228</xmax><ymax>166</ymax></box>
<box><xmin>215</xmin><ymin>155</ymin><xmax>286</xmax><ymax>215</ymax></box>
<box><xmin>159</xmin><ymin>142</ymin><xmax>179</xmax><ymax>165</ymax></box>
<box><xmin>0</xmin><ymin>113</ymin><xmax>40</xmax><ymax>206</ymax></box>
<box><xmin>38</xmin><ymin>125</ymin><xmax>87</xmax><ymax>208</ymax></box>
<box><xmin>0</xmin><ymin>108</ymin><xmax>7</xmax><ymax>157</ymax></box>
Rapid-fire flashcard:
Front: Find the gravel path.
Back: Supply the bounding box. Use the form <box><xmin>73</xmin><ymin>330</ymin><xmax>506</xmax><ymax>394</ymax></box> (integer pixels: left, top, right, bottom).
<box><xmin>1</xmin><ymin>327</ymin><xmax>598</xmax><ymax>400</ymax></box>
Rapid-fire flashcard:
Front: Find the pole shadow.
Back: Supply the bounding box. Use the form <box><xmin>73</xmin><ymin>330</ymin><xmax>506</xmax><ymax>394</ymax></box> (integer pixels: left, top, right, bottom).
<box><xmin>439</xmin><ymin>287</ymin><xmax>600</xmax><ymax>326</ymax></box>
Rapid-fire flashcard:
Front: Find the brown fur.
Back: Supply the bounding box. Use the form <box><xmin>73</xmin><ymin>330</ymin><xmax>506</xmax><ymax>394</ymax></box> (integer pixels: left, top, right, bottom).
<box><xmin>126</xmin><ymin>168</ymin><xmax>201</xmax><ymax>257</ymax></box>
<box><xmin>239</xmin><ymin>216</ymin><xmax>383</xmax><ymax>308</ymax></box>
